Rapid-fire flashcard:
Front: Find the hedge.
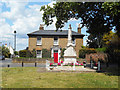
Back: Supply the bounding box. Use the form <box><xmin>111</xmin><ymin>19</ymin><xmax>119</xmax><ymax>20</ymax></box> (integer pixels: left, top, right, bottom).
<box><xmin>19</xmin><ymin>49</ymin><xmax>36</xmax><ymax>58</ymax></box>
<box><xmin>96</xmin><ymin>47</ymin><xmax>107</xmax><ymax>53</ymax></box>
<box><xmin>19</xmin><ymin>50</ymin><xmax>27</xmax><ymax>57</ymax></box>
<box><xmin>79</xmin><ymin>48</ymin><xmax>96</xmax><ymax>58</ymax></box>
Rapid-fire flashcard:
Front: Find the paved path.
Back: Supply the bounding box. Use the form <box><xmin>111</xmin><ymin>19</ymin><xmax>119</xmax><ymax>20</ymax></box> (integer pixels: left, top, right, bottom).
<box><xmin>0</xmin><ymin>58</ymin><xmax>46</xmax><ymax>67</ymax></box>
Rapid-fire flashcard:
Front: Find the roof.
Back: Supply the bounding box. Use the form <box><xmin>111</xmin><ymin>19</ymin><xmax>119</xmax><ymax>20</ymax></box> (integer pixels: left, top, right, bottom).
<box><xmin>27</xmin><ymin>30</ymin><xmax>84</xmax><ymax>37</ymax></box>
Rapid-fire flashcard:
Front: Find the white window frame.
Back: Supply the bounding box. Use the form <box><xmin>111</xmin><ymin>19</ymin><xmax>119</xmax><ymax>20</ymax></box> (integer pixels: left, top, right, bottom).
<box><xmin>36</xmin><ymin>50</ymin><xmax>42</xmax><ymax>58</ymax></box>
<box><xmin>37</xmin><ymin>36</ymin><xmax>42</xmax><ymax>45</ymax></box>
<box><xmin>54</xmin><ymin>37</ymin><xmax>59</xmax><ymax>45</ymax></box>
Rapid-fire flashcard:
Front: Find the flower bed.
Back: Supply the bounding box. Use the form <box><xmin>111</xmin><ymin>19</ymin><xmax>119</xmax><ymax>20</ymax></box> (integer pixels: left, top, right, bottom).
<box><xmin>63</xmin><ymin>62</ymin><xmax>84</xmax><ymax>67</ymax></box>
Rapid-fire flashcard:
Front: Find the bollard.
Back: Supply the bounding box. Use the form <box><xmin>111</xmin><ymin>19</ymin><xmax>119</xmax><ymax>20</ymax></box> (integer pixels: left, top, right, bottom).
<box><xmin>35</xmin><ymin>62</ymin><xmax>37</xmax><ymax>67</ymax></box>
<box><xmin>90</xmin><ymin>56</ymin><xmax>93</xmax><ymax>69</ymax></box>
<box><xmin>90</xmin><ymin>60</ymin><xmax>93</xmax><ymax>69</ymax></box>
<box><xmin>8</xmin><ymin>64</ymin><xmax>10</xmax><ymax>67</ymax></box>
<box><xmin>22</xmin><ymin>62</ymin><xmax>24</xmax><ymax>67</ymax></box>
<box><xmin>98</xmin><ymin>60</ymin><xmax>101</xmax><ymax>71</ymax></box>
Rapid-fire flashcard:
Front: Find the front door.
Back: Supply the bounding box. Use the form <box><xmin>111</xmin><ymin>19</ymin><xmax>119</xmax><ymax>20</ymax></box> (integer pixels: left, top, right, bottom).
<box><xmin>54</xmin><ymin>50</ymin><xmax>58</xmax><ymax>63</ymax></box>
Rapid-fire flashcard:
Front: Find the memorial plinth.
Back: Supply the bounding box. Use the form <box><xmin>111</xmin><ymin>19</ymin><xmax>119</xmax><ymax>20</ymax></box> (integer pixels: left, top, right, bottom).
<box><xmin>63</xmin><ymin>24</ymin><xmax>77</xmax><ymax>64</ymax></box>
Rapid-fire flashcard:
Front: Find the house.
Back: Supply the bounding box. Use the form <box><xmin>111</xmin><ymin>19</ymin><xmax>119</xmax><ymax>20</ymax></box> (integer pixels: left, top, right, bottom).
<box><xmin>27</xmin><ymin>24</ymin><xmax>84</xmax><ymax>63</ymax></box>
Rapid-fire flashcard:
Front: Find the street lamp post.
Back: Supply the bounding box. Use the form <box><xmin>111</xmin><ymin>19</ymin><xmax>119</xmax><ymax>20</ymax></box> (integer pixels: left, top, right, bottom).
<box><xmin>14</xmin><ymin>30</ymin><xmax>16</xmax><ymax>56</ymax></box>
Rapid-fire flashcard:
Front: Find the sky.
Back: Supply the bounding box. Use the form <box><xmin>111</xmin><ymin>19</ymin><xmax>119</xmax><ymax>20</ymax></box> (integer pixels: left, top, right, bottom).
<box><xmin>0</xmin><ymin>0</ymin><xmax>88</xmax><ymax>51</ymax></box>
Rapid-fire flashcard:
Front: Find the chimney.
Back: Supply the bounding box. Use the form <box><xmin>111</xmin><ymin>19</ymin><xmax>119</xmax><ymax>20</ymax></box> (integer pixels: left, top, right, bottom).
<box><xmin>5</xmin><ymin>44</ymin><xmax>7</xmax><ymax>47</ymax></box>
<box><xmin>78</xmin><ymin>24</ymin><xmax>81</xmax><ymax>33</ymax></box>
<box><xmin>39</xmin><ymin>24</ymin><xmax>44</xmax><ymax>30</ymax></box>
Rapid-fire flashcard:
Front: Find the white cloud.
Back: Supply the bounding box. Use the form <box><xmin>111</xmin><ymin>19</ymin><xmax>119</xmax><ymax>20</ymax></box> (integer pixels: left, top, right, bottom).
<box><xmin>2</xmin><ymin>1</ymin><xmax>28</xmax><ymax>21</ymax></box>
<box><xmin>0</xmin><ymin>1</ymin><xmax>57</xmax><ymax>50</ymax></box>
<box><xmin>83</xmin><ymin>36</ymin><xmax>88</xmax><ymax>46</ymax></box>
<box><xmin>48</xmin><ymin>1</ymin><xmax>56</xmax><ymax>8</ymax></box>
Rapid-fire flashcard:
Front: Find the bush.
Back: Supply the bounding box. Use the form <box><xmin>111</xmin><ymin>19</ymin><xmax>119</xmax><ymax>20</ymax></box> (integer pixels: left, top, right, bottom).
<box><xmin>26</xmin><ymin>50</ymin><xmax>33</xmax><ymax>58</ymax></box>
<box><xmin>14</xmin><ymin>51</ymin><xmax>19</xmax><ymax>55</ymax></box>
<box><xmin>96</xmin><ymin>47</ymin><xmax>107</xmax><ymax>53</ymax></box>
<box><xmin>42</xmin><ymin>49</ymin><xmax>51</xmax><ymax>58</ymax></box>
<box><xmin>79</xmin><ymin>48</ymin><xmax>96</xmax><ymax>58</ymax></box>
<box><xmin>61</xmin><ymin>48</ymin><xmax>66</xmax><ymax>58</ymax></box>
<box><xmin>31</xmin><ymin>49</ymin><xmax>36</xmax><ymax>58</ymax></box>
<box><xmin>19</xmin><ymin>49</ymin><xmax>36</xmax><ymax>58</ymax></box>
<box><xmin>19</xmin><ymin>50</ymin><xmax>27</xmax><ymax>57</ymax></box>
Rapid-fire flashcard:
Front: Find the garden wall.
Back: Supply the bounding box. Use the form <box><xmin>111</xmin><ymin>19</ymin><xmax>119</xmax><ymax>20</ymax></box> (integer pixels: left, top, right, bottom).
<box><xmin>85</xmin><ymin>53</ymin><xmax>108</xmax><ymax>63</ymax></box>
<box><xmin>13</xmin><ymin>58</ymin><xmax>88</xmax><ymax>63</ymax></box>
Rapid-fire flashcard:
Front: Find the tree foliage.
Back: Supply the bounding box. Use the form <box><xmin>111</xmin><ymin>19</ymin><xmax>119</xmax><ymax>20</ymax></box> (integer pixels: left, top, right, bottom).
<box><xmin>103</xmin><ymin>2</ymin><xmax>120</xmax><ymax>36</ymax></box>
<box><xmin>41</xmin><ymin>2</ymin><xmax>119</xmax><ymax>34</ymax></box>
<box><xmin>102</xmin><ymin>31</ymin><xmax>115</xmax><ymax>46</ymax></box>
<box><xmin>106</xmin><ymin>34</ymin><xmax>120</xmax><ymax>63</ymax></box>
<box><xmin>0</xmin><ymin>45</ymin><xmax>10</xmax><ymax>58</ymax></box>
<box><xmin>40</xmin><ymin>2</ymin><xmax>118</xmax><ymax>48</ymax></box>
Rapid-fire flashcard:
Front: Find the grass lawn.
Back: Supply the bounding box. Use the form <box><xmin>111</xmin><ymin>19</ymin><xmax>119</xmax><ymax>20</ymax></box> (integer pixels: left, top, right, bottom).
<box><xmin>1</xmin><ymin>67</ymin><xmax>118</xmax><ymax>88</ymax></box>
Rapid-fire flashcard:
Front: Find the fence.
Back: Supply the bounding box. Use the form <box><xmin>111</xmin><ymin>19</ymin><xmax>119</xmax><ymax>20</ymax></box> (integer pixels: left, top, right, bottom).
<box><xmin>12</xmin><ymin>58</ymin><xmax>53</xmax><ymax>63</ymax></box>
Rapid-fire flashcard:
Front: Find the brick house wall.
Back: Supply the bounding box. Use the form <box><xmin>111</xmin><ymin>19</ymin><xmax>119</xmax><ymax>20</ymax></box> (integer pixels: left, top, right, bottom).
<box><xmin>28</xmin><ymin>24</ymin><xmax>84</xmax><ymax>58</ymax></box>
<box><xmin>28</xmin><ymin>36</ymin><xmax>83</xmax><ymax>58</ymax></box>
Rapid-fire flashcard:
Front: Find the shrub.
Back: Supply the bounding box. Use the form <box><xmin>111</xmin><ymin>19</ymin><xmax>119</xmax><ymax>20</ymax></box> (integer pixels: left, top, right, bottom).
<box><xmin>26</xmin><ymin>50</ymin><xmax>33</xmax><ymax>58</ymax></box>
<box><xmin>19</xmin><ymin>49</ymin><xmax>35</xmax><ymax>58</ymax></box>
<box><xmin>31</xmin><ymin>49</ymin><xmax>36</xmax><ymax>58</ymax></box>
<box><xmin>42</xmin><ymin>49</ymin><xmax>51</xmax><ymax>58</ymax></box>
<box><xmin>79</xmin><ymin>48</ymin><xmax>96</xmax><ymax>58</ymax></box>
<box><xmin>61</xmin><ymin>48</ymin><xmax>66</xmax><ymax>58</ymax></box>
<box><xmin>19</xmin><ymin>50</ymin><xmax>27</xmax><ymax>57</ymax></box>
<box><xmin>96</xmin><ymin>47</ymin><xmax>107</xmax><ymax>53</ymax></box>
<box><xmin>14</xmin><ymin>51</ymin><xmax>19</xmax><ymax>55</ymax></box>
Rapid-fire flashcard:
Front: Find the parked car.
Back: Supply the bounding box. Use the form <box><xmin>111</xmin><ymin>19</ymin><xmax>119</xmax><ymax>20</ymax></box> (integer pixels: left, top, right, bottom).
<box><xmin>0</xmin><ymin>55</ymin><xmax>5</xmax><ymax>60</ymax></box>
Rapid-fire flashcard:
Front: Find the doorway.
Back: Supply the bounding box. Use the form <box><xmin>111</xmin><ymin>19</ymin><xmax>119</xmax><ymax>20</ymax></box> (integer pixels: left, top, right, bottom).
<box><xmin>54</xmin><ymin>50</ymin><xmax>58</xmax><ymax>63</ymax></box>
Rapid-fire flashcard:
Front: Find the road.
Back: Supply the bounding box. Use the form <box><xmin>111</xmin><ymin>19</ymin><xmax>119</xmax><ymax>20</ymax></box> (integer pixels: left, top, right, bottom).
<box><xmin>0</xmin><ymin>58</ymin><xmax>46</xmax><ymax>67</ymax></box>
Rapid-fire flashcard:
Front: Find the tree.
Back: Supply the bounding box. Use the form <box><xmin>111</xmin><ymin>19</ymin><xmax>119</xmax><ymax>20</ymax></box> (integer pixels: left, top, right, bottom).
<box><xmin>0</xmin><ymin>45</ymin><xmax>10</xmax><ymax>58</ymax></box>
<box><xmin>40</xmin><ymin>2</ymin><xmax>114</xmax><ymax>48</ymax></box>
<box><xmin>103</xmin><ymin>2</ymin><xmax>120</xmax><ymax>36</ymax></box>
<box><xmin>87</xmin><ymin>34</ymin><xmax>99</xmax><ymax>48</ymax></box>
<box><xmin>106</xmin><ymin>34</ymin><xmax>120</xmax><ymax>63</ymax></box>
<box><xmin>102</xmin><ymin>31</ymin><xmax>115</xmax><ymax>46</ymax></box>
